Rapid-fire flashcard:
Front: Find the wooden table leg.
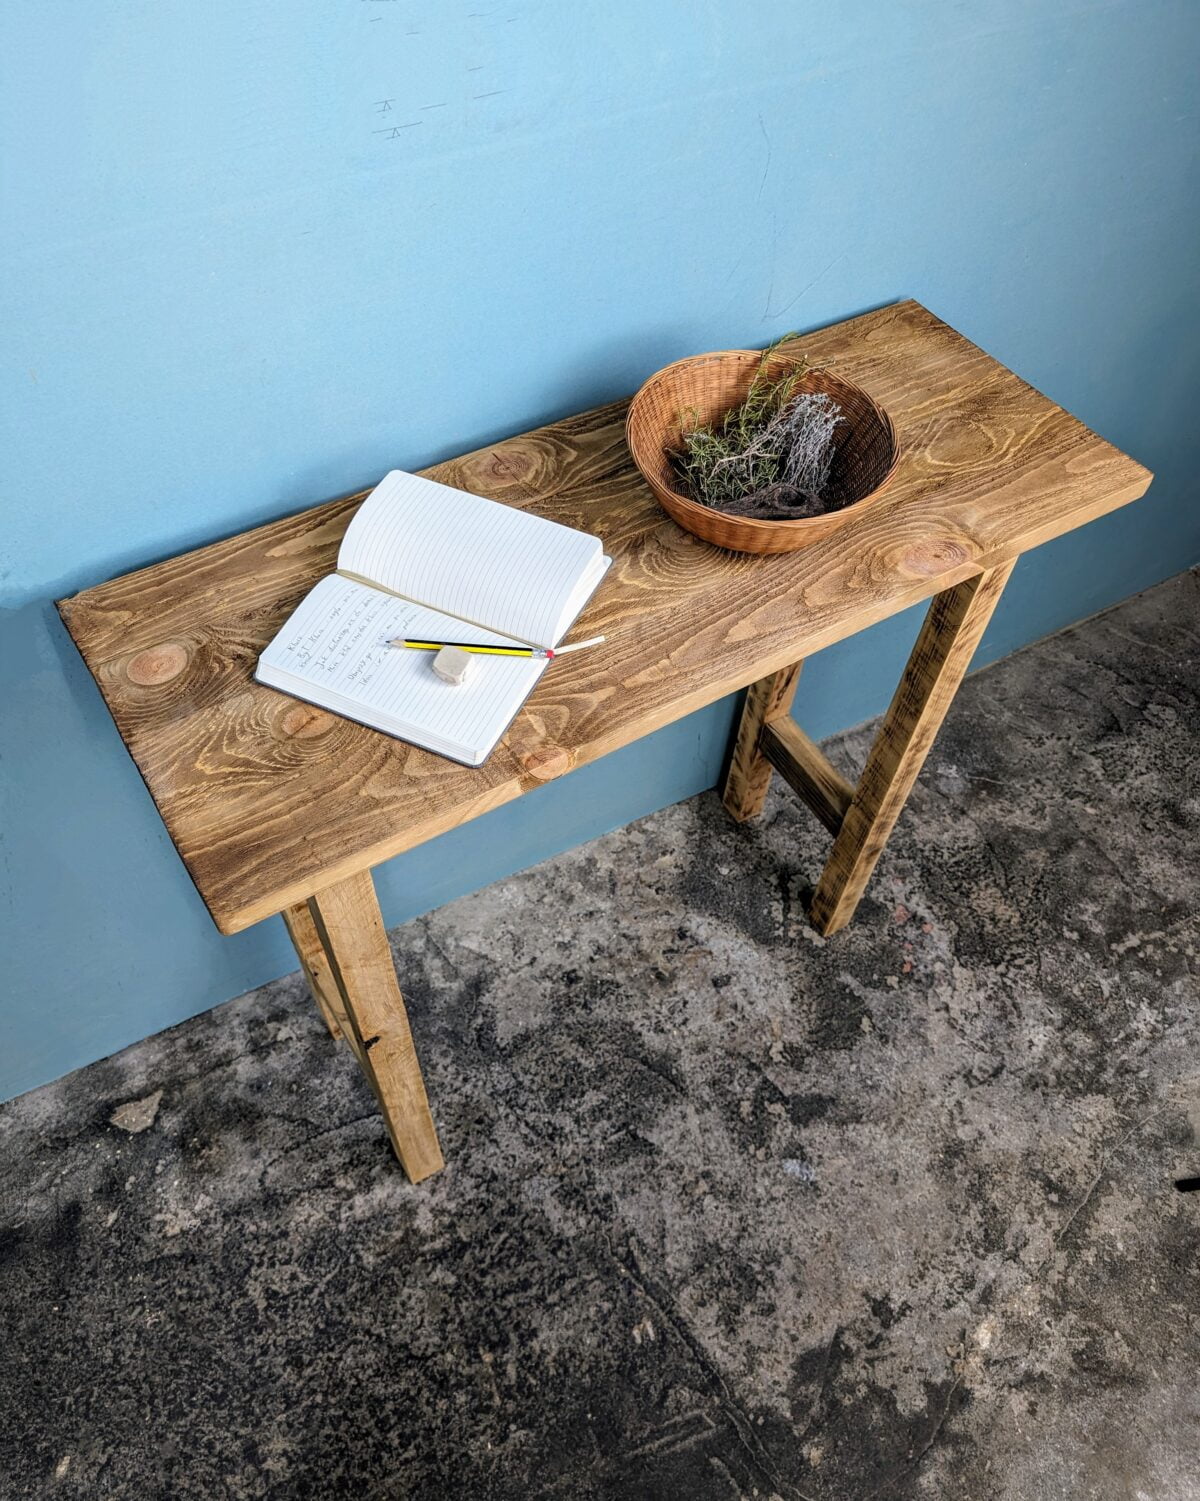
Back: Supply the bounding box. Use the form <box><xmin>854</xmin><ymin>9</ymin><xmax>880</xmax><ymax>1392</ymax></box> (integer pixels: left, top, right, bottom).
<box><xmin>721</xmin><ymin>662</ymin><xmax>804</xmax><ymax>821</ymax></box>
<box><xmin>282</xmin><ymin>902</ymin><xmax>345</xmax><ymax>1042</ymax></box>
<box><xmin>809</xmin><ymin>560</ymin><xmax>1015</xmax><ymax>936</ymax></box>
<box><xmin>305</xmin><ymin>870</ymin><xmax>445</xmax><ymax>1182</ymax></box>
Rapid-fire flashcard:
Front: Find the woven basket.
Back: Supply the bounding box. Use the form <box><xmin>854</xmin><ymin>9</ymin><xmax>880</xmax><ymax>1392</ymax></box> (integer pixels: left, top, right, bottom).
<box><xmin>625</xmin><ymin>348</ymin><xmax>900</xmax><ymax>555</ymax></box>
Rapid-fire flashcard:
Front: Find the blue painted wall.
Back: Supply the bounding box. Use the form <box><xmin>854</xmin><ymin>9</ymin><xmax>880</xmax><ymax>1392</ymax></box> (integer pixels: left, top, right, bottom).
<box><xmin>2</xmin><ymin>1</ymin><xmax>1198</xmax><ymax>1102</ymax></box>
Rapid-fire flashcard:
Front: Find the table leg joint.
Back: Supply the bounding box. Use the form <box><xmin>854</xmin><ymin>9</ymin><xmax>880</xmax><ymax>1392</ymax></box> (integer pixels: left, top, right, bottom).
<box><xmin>721</xmin><ymin>661</ymin><xmax>804</xmax><ymax>822</ymax></box>
<box><xmin>282</xmin><ymin>901</ymin><xmax>347</xmax><ymax>1045</ymax></box>
<box><xmin>759</xmin><ymin>717</ymin><xmax>853</xmax><ymax>835</ymax></box>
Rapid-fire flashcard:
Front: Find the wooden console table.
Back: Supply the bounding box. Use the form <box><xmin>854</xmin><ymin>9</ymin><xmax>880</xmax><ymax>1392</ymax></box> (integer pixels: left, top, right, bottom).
<box><xmin>59</xmin><ymin>301</ymin><xmax>1151</xmax><ymax>1182</ymax></box>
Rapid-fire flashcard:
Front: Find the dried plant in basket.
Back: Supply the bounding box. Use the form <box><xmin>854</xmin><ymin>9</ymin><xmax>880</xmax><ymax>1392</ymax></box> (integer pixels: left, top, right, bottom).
<box><xmin>670</xmin><ymin>338</ymin><xmax>847</xmax><ymax>520</ymax></box>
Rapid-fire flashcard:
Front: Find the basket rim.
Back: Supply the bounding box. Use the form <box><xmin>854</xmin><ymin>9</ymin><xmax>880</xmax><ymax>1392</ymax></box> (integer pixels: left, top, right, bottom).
<box><xmin>625</xmin><ymin>350</ymin><xmax>900</xmax><ymax>537</ymax></box>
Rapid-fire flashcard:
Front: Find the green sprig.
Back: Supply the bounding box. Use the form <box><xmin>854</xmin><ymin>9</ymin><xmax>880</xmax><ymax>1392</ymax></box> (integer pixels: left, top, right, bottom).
<box><xmin>669</xmin><ymin>334</ymin><xmax>815</xmax><ymax>511</ymax></box>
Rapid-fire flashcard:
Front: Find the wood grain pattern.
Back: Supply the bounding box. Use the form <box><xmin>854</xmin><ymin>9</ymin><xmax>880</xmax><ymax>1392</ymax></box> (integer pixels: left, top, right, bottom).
<box><xmin>281</xmin><ymin>901</ymin><xmax>345</xmax><ymax>1042</ymax></box>
<box><xmin>58</xmin><ymin>300</ymin><xmax>1152</xmax><ymax>935</ymax></box>
<box><xmin>759</xmin><ymin>717</ymin><xmax>854</xmax><ymax>835</ymax></box>
<box><xmin>721</xmin><ymin>664</ymin><xmax>803</xmax><ymax>821</ymax></box>
<box><xmin>809</xmin><ymin>560</ymin><xmax>1016</xmax><ymax>936</ymax></box>
<box><xmin>307</xmin><ymin>871</ymin><xmax>444</xmax><ymax>1181</ymax></box>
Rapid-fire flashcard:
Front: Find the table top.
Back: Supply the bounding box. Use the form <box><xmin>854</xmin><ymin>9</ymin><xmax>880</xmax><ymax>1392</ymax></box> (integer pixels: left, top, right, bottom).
<box><xmin>60</xmin><ymin>300</ymin><xmax>1151</xmax><ymax>934</ymax></box>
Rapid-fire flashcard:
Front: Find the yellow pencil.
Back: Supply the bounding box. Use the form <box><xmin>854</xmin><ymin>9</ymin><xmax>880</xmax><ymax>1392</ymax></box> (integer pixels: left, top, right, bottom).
<box><xmin>386</xmin><ymin>635</ymin><xmax>604</xmax><ymax>660</ymax></box>
<box><xmin>398</xmin><ymin>638</ymin><xmax>539</xmax><ymax>658</ymax></box>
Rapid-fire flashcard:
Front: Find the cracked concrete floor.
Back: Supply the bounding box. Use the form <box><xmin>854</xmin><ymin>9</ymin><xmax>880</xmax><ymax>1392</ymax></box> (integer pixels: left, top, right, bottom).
<box><xmin>2</xmin><ymin>569</ymin><xmax>1198</xmax><ymax>1500</ymax></box>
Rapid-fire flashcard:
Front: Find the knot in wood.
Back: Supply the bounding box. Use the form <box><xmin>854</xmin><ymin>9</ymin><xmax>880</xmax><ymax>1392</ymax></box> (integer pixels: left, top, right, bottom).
<box><xmin>468</xmin><ymin>444</ymin><xmax>538</xmax><ymax>494</ymax></box>
<box><xmin>497</xmin><ymin>445</ymin><xmax>537</xmax><ymax>482</ymax></box>
<box><xmin>280</xmin><ymin>704</ymin><xmax>336</xmax><ymax>739</ymax></box>
<box><xmin>520</xmin><ymin>745</ymin><xmax>572</xmax><ymax>782</ymax></box>
<box><xmin>126</xmin><ymin>643</ymin><xmax>189</xmax><ymax>685</ymax></box>
<box><xmin>900</xmin><ymin>538</ymin><xmax>972</xmax><ymax>577</ymax></box>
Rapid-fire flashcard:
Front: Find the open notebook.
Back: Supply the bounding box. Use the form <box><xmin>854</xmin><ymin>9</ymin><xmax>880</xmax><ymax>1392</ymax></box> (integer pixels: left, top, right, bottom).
<box><xmin>256</xmin><ymin>470</ymin><xmax>610</xmax><ymax>766</ymax></box>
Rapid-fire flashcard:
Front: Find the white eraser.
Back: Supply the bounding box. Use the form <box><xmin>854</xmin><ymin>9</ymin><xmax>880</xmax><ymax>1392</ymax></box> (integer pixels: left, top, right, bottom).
<box><xmin>432</xmin><ymin>645</ymin><xmax>473</xmax><ymax>685</ymax></box>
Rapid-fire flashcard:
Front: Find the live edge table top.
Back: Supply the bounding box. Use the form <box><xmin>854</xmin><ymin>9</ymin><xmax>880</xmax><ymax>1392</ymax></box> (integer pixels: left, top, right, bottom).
<box><xmin>59</xmin><ymin>301</ymin><xmax>1151</xmax><ymax>936</ymax></box>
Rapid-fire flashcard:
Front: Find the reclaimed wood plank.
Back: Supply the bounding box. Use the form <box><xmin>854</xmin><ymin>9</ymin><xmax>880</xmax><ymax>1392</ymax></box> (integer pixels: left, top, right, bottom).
<box><xmin>809</xmin><ymin>560</ymin><xmax>1016</xmax><ymax>935</ymax></box>
<box><xmin>307</xmin><ymin>871</ymin><xmax>444</xmax><ymax>1182</ymax></box>
<box><xmin>58</xmin><ymin>301</ymin><xmax>1152</xmax><ymax>934</ymax></box>
<box><xmin>281</xmin><ymin>901</ymin><xmax>346</xmax><ymax>1044</ymax></box>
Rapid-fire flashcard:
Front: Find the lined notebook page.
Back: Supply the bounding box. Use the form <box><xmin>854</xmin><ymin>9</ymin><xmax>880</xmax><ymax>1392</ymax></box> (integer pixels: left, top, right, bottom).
<box><xmin>337</xmin><ymin>469</ymin><xmax>602</xmax><ymax>647</ymax></box>
<box><xmin>257</xmin><ymin>575</ymin><xmax>545</xmax><ymax>764</ymax></box>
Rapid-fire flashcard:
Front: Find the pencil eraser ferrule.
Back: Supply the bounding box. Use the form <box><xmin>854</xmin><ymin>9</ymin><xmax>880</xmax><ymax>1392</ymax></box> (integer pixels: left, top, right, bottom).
<box><xmin>432</xmin><ymin>645</ymin><xmax>473</xmax><ymax>685</ymax></box>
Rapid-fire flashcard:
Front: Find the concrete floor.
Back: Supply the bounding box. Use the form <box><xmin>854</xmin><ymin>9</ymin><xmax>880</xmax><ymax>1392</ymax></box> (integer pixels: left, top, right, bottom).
<box><xmin>2</xmin><ymin>569</ymin><xmax>1198</xmax><ymax>1500</ymax></box>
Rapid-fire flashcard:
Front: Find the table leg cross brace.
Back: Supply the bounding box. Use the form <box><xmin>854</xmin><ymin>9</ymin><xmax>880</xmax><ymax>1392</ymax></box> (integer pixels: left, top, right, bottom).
<box><xmin>722</xmin><ymin>561</ymin><xmax>1015</xmax><ymax>935</ymax></box>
